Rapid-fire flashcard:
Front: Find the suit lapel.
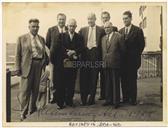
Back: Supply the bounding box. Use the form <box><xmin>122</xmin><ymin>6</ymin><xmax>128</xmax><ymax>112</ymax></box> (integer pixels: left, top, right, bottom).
<box><xmin>38</xmin><ymin>35</ymin><xmax>45</xmax><ymax>49</ymax></box>
<box><xmin>26</xmin><ymin>34</ymin><xmax>32</xmax><ymax>53</ymax></box>
<box><xmin>125</xmin><ymin>25</ymin><xmax>135</xmax><ymax>40</ymax></box>
<box><xmin>102</xmin><ymin>36</ymin><xmax>107</xmax><ymax>53</ymax></box>
<box><xmin>96</xmin><ymin>26</ymin><xmax>100</xmax><ymax>45</ymax></box>
<box><xmin>106</xmin><ymin>33</ymin><xmax>116</xmax><ymax>52</ymax></box>
<box><xmin>85</xmin><ymin>27</ymin><xmax>89</xmax><ymax>46</ymax></box>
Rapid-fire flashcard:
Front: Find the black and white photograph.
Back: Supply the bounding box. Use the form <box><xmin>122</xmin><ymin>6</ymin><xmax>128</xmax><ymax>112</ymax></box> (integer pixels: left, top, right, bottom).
<box><xmin>1</xmin><ymin>1</ymin><xmax>168</xmax><ymax>127</ymax></box>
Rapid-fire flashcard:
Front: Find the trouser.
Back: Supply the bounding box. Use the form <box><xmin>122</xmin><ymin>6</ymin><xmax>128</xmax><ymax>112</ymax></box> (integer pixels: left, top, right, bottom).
<box><xmin>64</xmin><ymin>68</ymin><xmax>77</xmax><ymax>105</ymax></box>
<box><xmin>52</xmin><ymin>67</ymin><xmax>77</xmax><ymax>107</ymax></box>
<box><xmin>19</xmin><ymin>59</ymin><xmax>42</xmax><ymax>116</ymax></box>
<box><xmin>80</xmin><ymin>67</ymin><xmax>99</xmax><ymax>104</ymax></box>
<box><xmin>80</xmin><ymin>47</ymin><xmax>100</xmax><ymax>104</ymax></box>
<box><xmin>121</xmin><ymin>66</ymin><xmax>138</xmax><ymax>102</ymax></box>
<box><xmin>100</xmin><ymin>68</ymin><xmax>105</xmax><ymax>99</ymax></box>
<box><xmin>104</xmin><ymin>68</ymin><xmax>120</xmax><ymax>105</ymax></box>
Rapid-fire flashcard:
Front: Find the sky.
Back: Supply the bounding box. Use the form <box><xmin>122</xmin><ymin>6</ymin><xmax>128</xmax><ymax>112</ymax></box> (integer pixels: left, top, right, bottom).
<box><xmin>3</xmin><ymin>3</ymin><xmax>140</xmax><ymax>44</ymax></box>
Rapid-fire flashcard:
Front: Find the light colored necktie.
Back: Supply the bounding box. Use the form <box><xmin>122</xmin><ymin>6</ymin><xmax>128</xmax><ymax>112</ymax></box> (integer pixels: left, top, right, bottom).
<box><xmin>33</xmin><ymin>37</ymin><xmax>42</xmax><ymax>55</ymax></box>
<box><xmin>70</xmin><ymin>34</ymin><xmax>73</xmax><ymax>41</ymax></box>
<box><xmin>87</xmin><ymin>27</ymin><xmax>95</xmax><ymax>49</ymax></box>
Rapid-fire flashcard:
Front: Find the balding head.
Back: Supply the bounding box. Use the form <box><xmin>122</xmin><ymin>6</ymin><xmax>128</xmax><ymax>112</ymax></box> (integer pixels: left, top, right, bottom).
<box><xmin>104</xmin><ymin>21</ymin><xmax>113</xmax><ymax>28</ymax></box>
<box><xmin>104</xmin><ymin>21</ymin><xmax>113</xmax><ymax>35</ymax></box>
<box><xmin>68</xmin><ymin>18</ymin><xmax>77</xmax><ymax>26</ymax></box>
<box><xmin>68</xmin><ymin>18</ymin><xmax>77</xmax><ymax>34</ymax></box>
<box><xmin>87</xmin><ymin>13</ymin><xmax>96</xmax><ymax>27</ymax></box>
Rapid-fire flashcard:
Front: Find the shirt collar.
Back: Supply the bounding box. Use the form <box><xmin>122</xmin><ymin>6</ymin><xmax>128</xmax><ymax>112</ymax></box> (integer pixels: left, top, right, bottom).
<box><xmin>107</xmin><ymin>32</ymin><xmax>113</xmax><ymax>37</ymax></box>
<box><xmin>69</xmin><ymin>31</ymin><xmax>75</xmax><ymax>36</ymax></box>
<box><xmin>58</xmin><ymin>26</ymin><xmax>66</xmax><ymax>33</ymax></box>
<box><xmin>125</xmin><ymin>24</ymin><xmax>132</xmax><ymax>29</ymax></box>
<box><xmin>29</xmin><ymin>33</ymin><xmax>38</xmax><ymax>39</ymax></box>
<box><xmin>89</xmin><ymin>25</ymin><xmax>96</xmax><ymax>29</ymax></box>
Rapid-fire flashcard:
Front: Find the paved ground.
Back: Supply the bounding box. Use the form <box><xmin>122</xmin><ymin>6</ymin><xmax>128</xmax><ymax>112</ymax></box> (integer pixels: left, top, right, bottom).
<box><xmin>10</xmin><ymin>77</ymin><xmax>162</xmax><ymax>122</ymax></box>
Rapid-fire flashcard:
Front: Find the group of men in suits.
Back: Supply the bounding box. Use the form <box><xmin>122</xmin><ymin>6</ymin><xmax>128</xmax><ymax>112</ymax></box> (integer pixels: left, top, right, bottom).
<box><xmin>15</xmin><ymin>10</ymin><xmax>145</xmax><ymax>121</ymax></box>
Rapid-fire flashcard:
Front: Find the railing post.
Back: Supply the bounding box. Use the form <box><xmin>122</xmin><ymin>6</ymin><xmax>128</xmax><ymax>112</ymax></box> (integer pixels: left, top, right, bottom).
<box><xmin>6</xmin><ymin>69</ymin><xmax>11</xmax><ymax>122</ymax></box>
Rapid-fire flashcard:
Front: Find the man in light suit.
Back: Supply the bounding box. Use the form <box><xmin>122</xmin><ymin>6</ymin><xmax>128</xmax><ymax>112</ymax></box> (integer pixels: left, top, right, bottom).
<box><xmin>46</xmin><ymin>13</ymin><xmax>68</xmax><ymax>107</ymax></box>
<box><xmin>15</xmin><ymin>19</ymin><xmax>48</xmax><ymax>121</ymax></box>
<box><xmin>119</xmin><ymin>11</ymin><xmax>145</xmax><ymax>105</ymax></box>
<box><xmin>79</xmin><ymin>13</ymin><xmax>105</xmax><ymax>105</ymax></box>
<box><xmin>102</xmin><ymin>21</ymin><xmax>125</xmax><ymax>108</ymax></box>
<box><xmin>99</xmin><ymin>11</ymin><xmax>118</xmax><ymax>101</ymax></box>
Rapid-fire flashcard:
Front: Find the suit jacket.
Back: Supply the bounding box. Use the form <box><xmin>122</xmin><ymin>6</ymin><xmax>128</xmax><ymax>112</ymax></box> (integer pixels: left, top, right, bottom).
<box><xmin>78</xmin><ymin>25</ymin><xmax>105</xmax><ymax>60</ymax></box>
<box><xmin>119</xmin><ymin>24</ymin><xmax>145</xmax><ymax>69</ymax></box>
<box><xmin>112</xmin><ymin>26</ymin><xmax>118</xmax><ymax>32</ymax></box>
<box><xmin>63</xmin><ymin>32</ymin><xmax>84</xmax><ymax>58</ymax></box>
<box><xmin>46</xmin><ymin>25</ymin><xmax>68</xmax><ymax>49</ymax></box>
<box><xmin>15</xmin><ymin>33</ymin><xmax>48</xmax><ymax>78</ymax></box>
<box><xmin>102</xmin><ymin>32</ymin><xmax>125</xmax><ymax>68</ymax></box>
<box><xmin>50</xmin><ymin>32</ymin><xmax>84</xmax><ymax>67</ymax></box>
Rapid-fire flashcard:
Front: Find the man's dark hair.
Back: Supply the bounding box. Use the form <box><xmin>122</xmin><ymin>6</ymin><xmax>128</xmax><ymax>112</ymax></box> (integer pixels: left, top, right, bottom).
<box><xmin>101</xmin><ymin>11</ymin><xmax>110</xmax><ymax>18</ymax></box>
<box><xmin>57</xmin><ymin>13</ymin><xmax>66</xmax><ymax>19</ymax></box>
<box><xmin>123</xmin><ymin>11</ymin><xmax>132</xmax><ymax>18</ymax></box>
<box><xmin>29</xmin><ymin>18</ymin><xmax>40</xmax><ymax>24</ymax></box>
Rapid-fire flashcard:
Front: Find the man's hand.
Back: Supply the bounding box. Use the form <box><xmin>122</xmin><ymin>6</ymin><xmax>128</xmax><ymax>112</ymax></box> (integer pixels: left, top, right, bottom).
<box><xmin>67</xmin><ymin>50</ymin><xmax>76</xmax><ymax>57</ymax></box>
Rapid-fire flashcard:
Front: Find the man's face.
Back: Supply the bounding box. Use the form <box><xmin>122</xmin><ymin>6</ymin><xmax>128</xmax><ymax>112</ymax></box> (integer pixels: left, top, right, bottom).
<box><xmin>29</xmin><ymin>22</ymin><xmax>39</xmax><ymax>36</ymax></box>
<box><xmin>68</xmin><ymin>22</ymin><xmax>77</xmax><ymax>33</ymax></box>
<box><xmin>104</xmin><ymin>24</ymin><xmax>112</xmax><ymax>35</ymax></box>
<box><xmin>101</xmin><ymin>14</ymin><xmax>110</xmax><ymax>24</ymax></box>
<box><xmin>57</xmin><ymin>15</ymin><xmax>66</xmax><ymax>28</ymax></box>
<box><xmin>123</xmin><ymin>14</ymin><xmax>132</xmax><ymax>27</ymax></box>
<box><xmin>88</xmin><ymin>16</ymin><xmax>96</xmax><ymax>27</ymax></box>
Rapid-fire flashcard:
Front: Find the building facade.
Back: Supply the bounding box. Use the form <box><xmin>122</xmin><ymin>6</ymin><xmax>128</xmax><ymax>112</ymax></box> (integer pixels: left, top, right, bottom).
<box><xmin>139</xmin><ymin>6</ymin><xmax>162</xmax><ymax>51</ymax></box>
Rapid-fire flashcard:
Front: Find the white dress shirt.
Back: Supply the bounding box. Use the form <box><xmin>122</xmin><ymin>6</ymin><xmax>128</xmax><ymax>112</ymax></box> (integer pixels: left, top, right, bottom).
<box><xmin>87</xmin><ymin>26</ymin><xmax>97</xmax><ymax>49</ymax></box>
<box><xmin>107</xmin><ymin>32</ymin><xmax>114</xmax><ymax>41</ymax></box>
<box><xmin>125</xmin><ymin>24</ymin><xmax>132</xmax><ymax>35</ymax></box>
<box><xmin>69</xmin><ymin>32</ymin><xmax>74</xmax><ymax>41</ymax></box>
<box><xmin>29</xmin><ymin>33</ymin><xmax>43</xmax><ymax>58</ymax></box>
<box><xmin>58</xmin><ymin>26</ymin><xmax>66</xmax><ymax>33</ymax></box>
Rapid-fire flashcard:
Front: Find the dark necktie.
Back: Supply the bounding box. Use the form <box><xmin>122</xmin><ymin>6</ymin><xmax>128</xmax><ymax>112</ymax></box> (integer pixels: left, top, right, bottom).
<box><xmin>106</xmin><ymin>34</ymin><xmax>110</xmax><ymax>50</ymax></box>
<box><xmin>125</xmin><ymin>28</ymin><xmax>128</xmax><ymax>39</ymax></box>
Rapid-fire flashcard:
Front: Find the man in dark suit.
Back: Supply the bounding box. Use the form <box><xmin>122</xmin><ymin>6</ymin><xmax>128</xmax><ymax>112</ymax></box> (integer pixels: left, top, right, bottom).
<box><xmin>15</xmin><ymin>19</ymin><xmax>48</xmax><ymax>121</ymax></box>
<box><xmin>119</xmin><ymin>11</ymin><xmax>145</xmax><ymax>105</ymax></box>
<box><xmin>99</xmin><ymin>11</ymin><xmax>118</xmax><ymax>100</ymax></box>
<box><xmin>79</xmin><ymin>13</ymin><xmax>105</xmax><ymax>105</ymax></box>
<box><xmin>102</xmin><ymin>21</ymin><xmax>125</xmax><ymax>108</ymax></box>
<box><xmin>46</xmin><ymin>13</ymin><xmax>68</xmax><ymax>108</ymax></box>
<box><xmin>49</xmin><ymin>18</ymin><xmax>84</xmax><ymax>108</ymax></box>
<box><xmin>62</xmin><ymin>19</ymin><xmax>84</xmax><ymax>107</ymax></box>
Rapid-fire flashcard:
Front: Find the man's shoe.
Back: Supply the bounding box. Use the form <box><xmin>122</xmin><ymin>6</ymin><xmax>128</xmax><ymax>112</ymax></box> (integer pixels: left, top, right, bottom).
<box><xmin>80</xmin><ymin>102</ymin><xmax>86</xmax><ymax>106</ymax></box>
<box><xmin>130</xmin><ymin>101</ymin><xmax>137</xmax><ymax>105</ymax></box>
<box><xmin>57</xmin><ymin>105</ymin><xmax>65</xmax><ymax>109</ymax></box>
<box><xmin>87</xmin><ymin>101</ymin><xmax>95</xmax><ymax>105</ymax></box>
<box><xmin>120</xmin><ymin>99</ymin><xmax>129</xmax><ymax>104</ymax></box>
<box><xmin>50</xmin><ymin>100</ymin><xmax>56</xmax><ymax>104</ymax></box>
<box><xmin>98</xmin><ymin>97</ymin><xmax>105</xmax><ymax>100</ymax></box>
<box><xmin>20</xmin><ymin>114</ymin><xmax>26</xmax><ymax>121</ymax></box>
<box><xmin>114</xmin><ymin>104</ymin><xmax>120</xmax><ymax>109</ymax></box>
<box><xmin>102</xmin><ymin>102</ymin><xmax>112</xmax><ymax>106</ymax></box>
